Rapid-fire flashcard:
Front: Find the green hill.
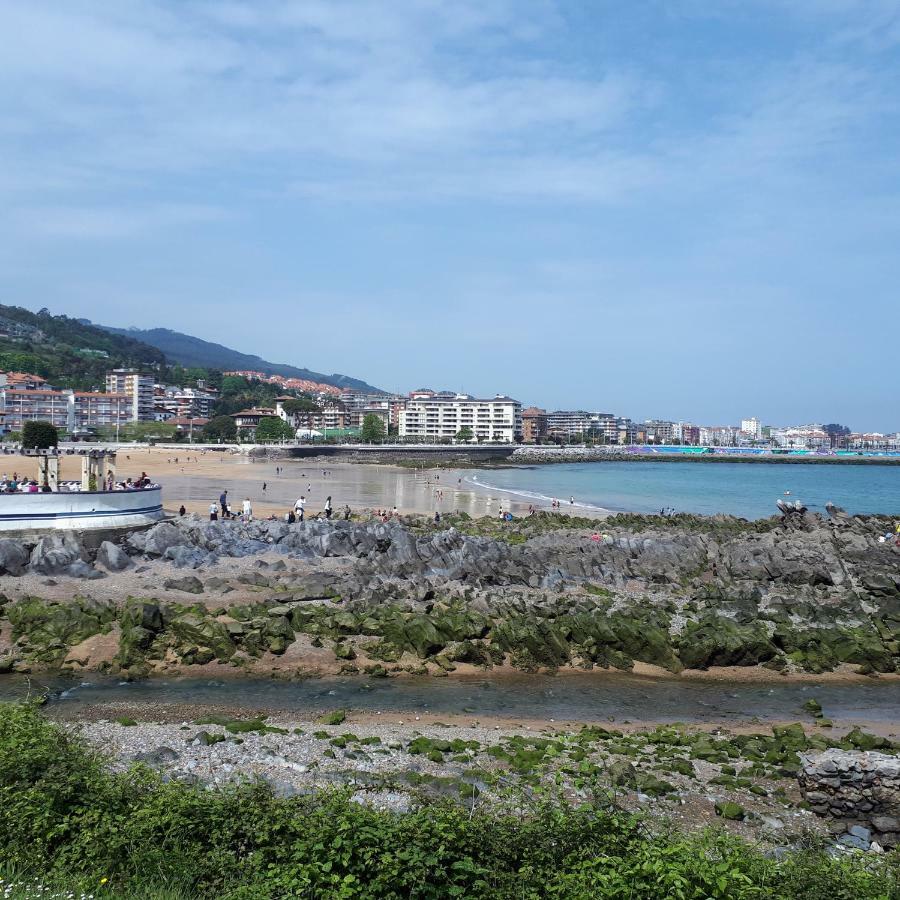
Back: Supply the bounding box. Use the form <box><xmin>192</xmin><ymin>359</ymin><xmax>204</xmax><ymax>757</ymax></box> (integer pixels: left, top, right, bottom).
<box><xmin>0</xmin><ymin>304</ymin><xmax>166</xmax><ymax>390</ymax></box>
<box><xmin>100</xmin><ymin>325</ymin><xmax>383</xmax><ymax>393</ymax></box>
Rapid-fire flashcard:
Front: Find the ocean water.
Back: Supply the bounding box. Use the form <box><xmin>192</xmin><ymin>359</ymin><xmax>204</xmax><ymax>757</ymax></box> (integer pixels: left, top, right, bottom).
<box><xmin>467</xmin><ymin>461</ymin><xmax>900</xmax><ymax>520</ymax></box>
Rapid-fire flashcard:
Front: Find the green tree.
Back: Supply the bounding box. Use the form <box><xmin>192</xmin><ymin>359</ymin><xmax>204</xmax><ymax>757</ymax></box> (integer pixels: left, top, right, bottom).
<box><xmin>255</xmin><ymin>417</ymin><xmax>294</xmax><ymax>442</ymax></box>
<box><xmin>281</xmin><ymin>398</ymin><xmax>322</xmax><ymax>417</ymax></box>
<box><xmin>21</xmin><ymin>420</ymin><xmax>58</xmax><ymax>449</ymax></box>
<box><xmin>202</xmin><ymin>415</ymin><xmax>238</xmax><ymax>442</ymax></box>
<box><xmin>220</xmin><ymin>375</ymin><xmax>249</xmax><ymax>394</ymax></box>
<box><xmin>455</xmin><ymin>427</ymin><xmax>474</xmax><ymax>443</ymax></box>
<box><xmin>360</xmin><ymin>413</ymin><xmax>386</xmax><ymax>443</ymax></box>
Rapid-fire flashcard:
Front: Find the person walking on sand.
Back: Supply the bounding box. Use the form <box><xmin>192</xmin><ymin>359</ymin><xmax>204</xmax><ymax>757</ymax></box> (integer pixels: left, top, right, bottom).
<box><xmin>219</xmin><ymin>490</ymin><xmax>228</xmax><ymax>517</ymax></box>
<box><xmin>242</xmin><ymin>497</ymin><xmax>252</xmax><ymax>521</ymax></box>
<box><xmin>209</xmin><ymin>502</ymin><xmax>218</xmax><ymax>521</ymax></box>
<box><xmin>324</xmin><ymin>496</ymin><xmax>333</xmax><ymax>519</ymax></box>
<box><xmin>294</xmin><ymin>495</ymin><xmax>306</xmax><ymax>522</ymax></box>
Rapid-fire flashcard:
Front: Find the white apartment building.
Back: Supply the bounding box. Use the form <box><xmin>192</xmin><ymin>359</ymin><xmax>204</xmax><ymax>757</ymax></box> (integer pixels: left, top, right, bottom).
<box><xmin>106</xmin><ymin>369</ymin><xmax>155</xmax><ymax>422</ymax></box>
<box><xmin>155</xmin><ymin>387</ymin><xmax>217</xmax><ymax>420</ymax></box>
<box><xmin>740</xmin><ymin>417</ymin><xmax>762</xmax><ymax>439</ymax></box>
<box><xmin>769</xmin><ymin>425</ymin><xmax>829</xmax><ymax>449</ymax></box>
<box><xmin>644</xmin><ymin>419</ymin><xmax>676</xmax><ymax>444</ymax></box>
<box><xmin>399</xmin><ymin>392</ymin><xmax>522</xmax><ymax>442</ymax></box>
<box><xmin>700</xmin><ymin>425</ymin><xmax>741</xmax><ymax>446</ymax></box>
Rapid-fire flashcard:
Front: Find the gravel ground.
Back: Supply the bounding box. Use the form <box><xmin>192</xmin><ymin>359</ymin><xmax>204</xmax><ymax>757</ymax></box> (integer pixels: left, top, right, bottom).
<box><xmin>74</xmin><ymin>715</ymin><xmax>828</xmax><ymax>842</ymax></box>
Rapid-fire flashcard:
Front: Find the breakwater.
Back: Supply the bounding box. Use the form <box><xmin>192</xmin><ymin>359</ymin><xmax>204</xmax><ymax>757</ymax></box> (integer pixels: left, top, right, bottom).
<box><xmin>511</xmin><ymin>446</ymin><xmax>900</xmax><ymax>465</ymax></box>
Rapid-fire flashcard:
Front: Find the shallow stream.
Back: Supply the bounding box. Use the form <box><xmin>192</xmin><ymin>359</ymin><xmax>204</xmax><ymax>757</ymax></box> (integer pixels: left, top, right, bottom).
<box><xmin>3</xmin><ymin>672</ymin><xmax>898</xmax><ymax>733</ymax></box>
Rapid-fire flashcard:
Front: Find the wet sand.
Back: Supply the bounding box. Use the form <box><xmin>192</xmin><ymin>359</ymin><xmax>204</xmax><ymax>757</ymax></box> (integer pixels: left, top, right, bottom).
<box><xmin>1</xmin><ymin>448</ymin><xmax>602</xmax><ymax>519</ymax></box>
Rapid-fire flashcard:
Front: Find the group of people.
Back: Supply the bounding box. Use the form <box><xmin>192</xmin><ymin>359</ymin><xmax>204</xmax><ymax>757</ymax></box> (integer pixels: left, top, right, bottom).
<box><xmin>206</xmin><ymin>488</ymin><xmax>350</xmax><ymax>524</ymax></box>
<box><xmin>0</xmin><ymin>470</ymin><xmax>155</xmax><ymax>493</ymax></box>
<box><xmin>1</xmin><ymin>474</ymin><xmax>49</xmax><ymax>493</ymax></box>
<box><xmin>208</xmin><ymin>490</ymin><xmax>254</xmax><ymax>522</ymax></box>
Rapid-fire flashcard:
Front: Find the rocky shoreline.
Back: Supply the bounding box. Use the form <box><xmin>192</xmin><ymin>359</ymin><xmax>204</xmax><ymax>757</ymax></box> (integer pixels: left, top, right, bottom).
<box><xmin>1</xmin><ymin>505</ymin><xmax>899</xmax><ymax>681</ymax></box>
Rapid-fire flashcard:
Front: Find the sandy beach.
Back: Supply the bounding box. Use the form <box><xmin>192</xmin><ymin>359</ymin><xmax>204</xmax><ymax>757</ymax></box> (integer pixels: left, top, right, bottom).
<box><xmin>2</xmin><ymin>447</ymin><xmax>608</xmax><ymax>520</ymax></box>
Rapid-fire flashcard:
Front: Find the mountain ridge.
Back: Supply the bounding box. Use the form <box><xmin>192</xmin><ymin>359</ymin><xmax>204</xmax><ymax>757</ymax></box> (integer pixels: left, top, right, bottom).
<box><xmin>99</xmin><ymin>325</ymin><xmax>383</xmax><ymax>393</ymax></box>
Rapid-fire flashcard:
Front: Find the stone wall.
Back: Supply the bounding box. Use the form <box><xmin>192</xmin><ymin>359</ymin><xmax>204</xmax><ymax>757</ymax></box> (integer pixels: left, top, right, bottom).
<box><xmin>799</xmin><ymin>749</ymin><xmax>900</xmax><ymax>850</ymax></box>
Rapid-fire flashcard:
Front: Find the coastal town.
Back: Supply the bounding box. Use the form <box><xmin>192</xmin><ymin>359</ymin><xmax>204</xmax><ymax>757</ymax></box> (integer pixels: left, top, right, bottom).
<box><xmin>1</xmin><ymin>366</ymin><xmax>898</xmax><ymax>452</ymax></box>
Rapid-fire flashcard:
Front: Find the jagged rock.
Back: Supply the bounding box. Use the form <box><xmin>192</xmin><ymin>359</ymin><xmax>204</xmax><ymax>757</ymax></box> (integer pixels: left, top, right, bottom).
<box><xmin>29</xmin><ymin>533</ymin><xmax>90</xmax><ymax>576</ymax></box>
<box><xmin>164</xmin><ymin>545</ymin><xmax>213</xmax><ymax>568</ymax></box>
<box><xmin>0</xmin><ymin>539</ymin><xmax>28</xmax><ymax>576</ymax></box>
<box><xmin>96</xmin><ymin>541</ymin><xmax>132</xmax><ymax>572</ymax></box>
<box><xmin>130</xmin><ymin>522</ymin><xmax>189</xmax><ymax>557</ymax></box>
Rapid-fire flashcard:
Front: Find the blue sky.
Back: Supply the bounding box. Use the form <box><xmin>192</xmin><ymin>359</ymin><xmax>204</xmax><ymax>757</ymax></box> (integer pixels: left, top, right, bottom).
<box><xmin>1</xmin><ymin>1</ymin><xmax>898</xmax><ymax>430</ymax></box>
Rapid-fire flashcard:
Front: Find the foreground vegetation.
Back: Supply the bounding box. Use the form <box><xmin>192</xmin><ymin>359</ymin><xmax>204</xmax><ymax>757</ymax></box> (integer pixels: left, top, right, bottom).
<box><xmin>0</xmin><ymin>703</ymin><xmax>897</xmax><ymax>899</ymax></box>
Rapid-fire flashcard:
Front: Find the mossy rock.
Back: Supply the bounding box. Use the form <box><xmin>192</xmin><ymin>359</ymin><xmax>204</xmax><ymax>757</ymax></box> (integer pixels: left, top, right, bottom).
<box><xmin>317</xmin><ymin>709</ymin><xmax>347</xmax><ymax>726</ymax></box>
<box><xmin>678</xmin><ymin>616</ymin><xmax>777</xmax><ymax>669</ymax></box>
<box><xmin>333</xmin><ymin>641</ymin><xmax>356</xmax><ymax>661</ymax></box>
<box><xmin>636</xmin><ymin>773</ymin><xmax>676</xmax><ymax>796</ymax></box>
<box><xmin>169</xmin><ymin>614</ymin><xmax>236</xmax><ymax>662</ymax></box>
<box><xmin>802</xmin><ymin>698</ymin><xmax>823</xmax><ymax>718</ymax></box>
<box><xmin>771</xmin><ymin>723</ymin><xmax>809</xmax><ymax>752</ymax></box>
<box><xmin>607</xmin><ymin>759</ymin><xmax>637</xmax><ymax>787</ymax></box>
<box><xmin>842</xmin><ymin>727</ymin><xmax>894</xmax><ymax>751</ymax></box>
<box><xmin>8</xmin><ymin>597</ymin><xmax>114</xmax><ymax>659</ymax></box>
<box><xmin>668</xmin><ymin>759</ymin><xmax>695</xmax><ymax>777</ymax></box>
<box><xmin>715</xmin><ymin>801</ymin><xmax>745</xmax><ymax>821</ymax></box>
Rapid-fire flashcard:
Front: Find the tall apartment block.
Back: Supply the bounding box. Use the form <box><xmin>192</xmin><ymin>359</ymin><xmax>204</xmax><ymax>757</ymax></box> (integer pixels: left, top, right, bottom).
<box><xmin>106</xmin><ymin>369</ymin><xmax>155</xmax><ymax>422</ymax></box>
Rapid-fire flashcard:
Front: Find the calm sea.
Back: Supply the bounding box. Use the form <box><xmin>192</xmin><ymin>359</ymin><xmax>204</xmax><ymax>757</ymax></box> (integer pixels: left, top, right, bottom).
<box><xmin>467</xmin><ymin>461</ymin><xmax>900</xmax><ymax>520</ymax></box>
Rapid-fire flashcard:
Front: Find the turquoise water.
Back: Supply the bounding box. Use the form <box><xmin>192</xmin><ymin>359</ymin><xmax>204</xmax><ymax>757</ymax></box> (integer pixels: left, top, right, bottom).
<box><xmin>468</xmin><ymin>461</ymin><xmax>900</xmax><ymax>520</ymax></box>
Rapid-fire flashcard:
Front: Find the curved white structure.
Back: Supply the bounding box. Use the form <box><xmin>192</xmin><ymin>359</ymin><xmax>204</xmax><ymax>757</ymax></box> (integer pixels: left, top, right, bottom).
<box><xmin>0</xmin><ymin>485</ymin><xmax>164</xmax><ymax>532</ymax></box>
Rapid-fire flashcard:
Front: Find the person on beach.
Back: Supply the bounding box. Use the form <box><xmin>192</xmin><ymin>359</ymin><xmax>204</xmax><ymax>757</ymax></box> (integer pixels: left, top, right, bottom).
<box><xmin>294</xmin><ymin>495</ymin><xmax>306</xmax><ymax>521</ymax></box>
<box><xmin>343</xmin><ymin>504</ymin><xmax>351</xmax><ymax>521</ymax></box>
<box><xmin>209</xmin><ymin>503</ymin><xmax>218</xmax><ymax>521</ymax></box>
<box><xmin>178</xmin><ymin>505</ymin><xmax>186</xmax><ymax>516</ymax></box>
<box><xmin>324</xmin><ymin>496</ymin><xmax>332</xmax><ymax>519</ymax></box>
<box><xmin>262</xmin><ymin>482</ymin><xmax>267</xmax><ymax>493</ymax></box>
<box><xmin>242</xmin><ymin>498</ymin><xmax>252</xmax><ymax>521</ymax></box>
<box><xmin>219</xmin><ymin>490</ymin><xmax>228</xmax><ymax>517</ymax></box>
<box><xmin>287</xmin><ymin>509</ymin><xmax>296</xmax><ymax>524</ymax></box>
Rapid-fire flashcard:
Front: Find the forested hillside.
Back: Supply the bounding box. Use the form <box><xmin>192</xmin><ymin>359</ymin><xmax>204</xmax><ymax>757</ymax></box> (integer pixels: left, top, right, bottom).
<box><xmin>0</xmin><ymin>304</ymin><xmax>165</xmax><ymax>390</ymax></box>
